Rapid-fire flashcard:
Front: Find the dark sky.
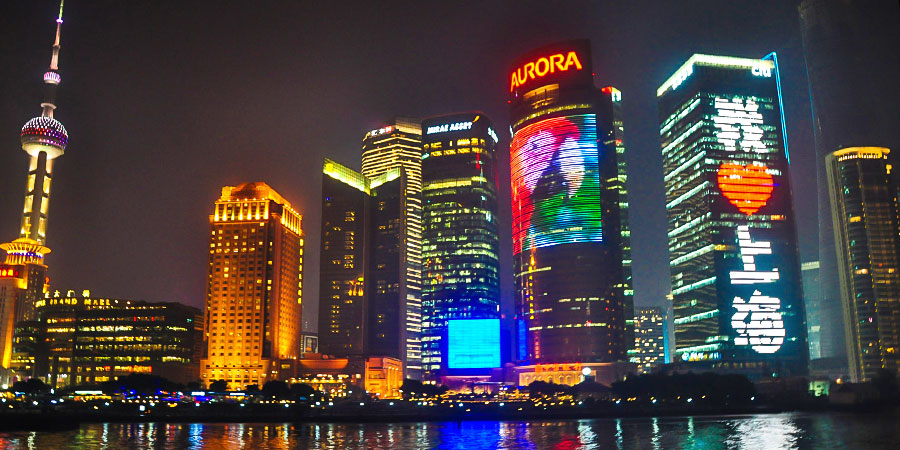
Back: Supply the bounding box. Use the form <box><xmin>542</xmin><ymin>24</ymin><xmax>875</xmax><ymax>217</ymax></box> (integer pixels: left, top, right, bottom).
<box><xmin>0</xmin><ymin>0</ymin><xmax>828</xmax><ymax>331</ymax></box>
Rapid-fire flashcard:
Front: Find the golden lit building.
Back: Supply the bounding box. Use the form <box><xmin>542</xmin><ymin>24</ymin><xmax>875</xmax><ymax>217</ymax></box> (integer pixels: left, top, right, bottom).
<box><xmin>827</xmin><ymin>147</ymin><xmax>900</xmax><ymax>382</ymax></box>
<box><xmin>201</xmin><ymin>182</ymin><xmax>304</xmax><ymax>390</ymax></box>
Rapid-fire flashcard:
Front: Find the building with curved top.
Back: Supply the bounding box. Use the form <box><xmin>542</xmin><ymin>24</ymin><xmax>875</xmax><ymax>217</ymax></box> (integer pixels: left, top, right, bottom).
<box><xmin>508</xmin><ymin>40</ymin><xmax>633</xmax><ymax>367</ymax></box>
<box><xmin>420</xmin><ymin>112</ymin><xmax>501</xmax><ymax>377</ymax></box>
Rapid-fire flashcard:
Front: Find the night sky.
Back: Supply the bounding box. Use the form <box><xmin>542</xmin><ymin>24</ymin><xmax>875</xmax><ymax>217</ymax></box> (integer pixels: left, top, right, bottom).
<box><xmin>0</xmin><ymin>1</ymin><xmax>845</xmax><ymax>331</ymax></box>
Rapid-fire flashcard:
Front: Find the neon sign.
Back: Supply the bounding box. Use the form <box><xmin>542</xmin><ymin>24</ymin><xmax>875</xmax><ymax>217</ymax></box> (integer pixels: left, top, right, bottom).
<box><xmin>510</xmin><ymin>51</ymin><xmax>583</xmax><ymax>92</ymax></box>
<box><xmin>425</xmin><ymin>121</ymin><xmax>472</xmax><ymax>135</ymax></box>
<box><xmin>0</xmin><ymin>268</ymin><xmax>19</xmax><ymax>278</ymax></box>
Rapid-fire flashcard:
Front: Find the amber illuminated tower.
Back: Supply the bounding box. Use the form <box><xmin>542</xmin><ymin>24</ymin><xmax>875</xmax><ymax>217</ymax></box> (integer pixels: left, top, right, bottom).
<box><xmin>827</xmin><ymin>147</ymin><xmax>900</xmax><ymax>382</ymax></box>
<box><xmin>201</xmin><ymin>183</ymin><xmax>304</xmax><ymax>390</ymax></box>
<box><xmin>1</xmin><ymin>1</ymin><xmax>68</xmax><ymax>382</ymax></box>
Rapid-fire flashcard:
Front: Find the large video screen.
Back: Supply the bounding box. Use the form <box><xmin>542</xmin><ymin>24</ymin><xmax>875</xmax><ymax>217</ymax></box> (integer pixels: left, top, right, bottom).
<box><xmin>510</xmin><ymin>114</ymin><xmax>602</xmax><ymax>255</ymax></box>
<box><xmin>447</xmin><ymin>319</ymin><xmax>500</xmax><ymax>369</ymax></box>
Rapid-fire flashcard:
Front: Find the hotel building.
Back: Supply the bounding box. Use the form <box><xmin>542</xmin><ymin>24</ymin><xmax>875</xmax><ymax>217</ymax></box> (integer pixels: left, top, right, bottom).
<box><xmin>201</xmin><ymin>183</ymin><xmax>304</xmax><ymax>390</ymax></box>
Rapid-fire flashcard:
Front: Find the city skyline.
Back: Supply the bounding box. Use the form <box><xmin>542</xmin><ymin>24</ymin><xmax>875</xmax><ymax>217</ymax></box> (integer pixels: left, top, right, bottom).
<box><xmin>1</xmin><ymin>1</ymin><xmax>899</xmax><ymax>333</ymax></box>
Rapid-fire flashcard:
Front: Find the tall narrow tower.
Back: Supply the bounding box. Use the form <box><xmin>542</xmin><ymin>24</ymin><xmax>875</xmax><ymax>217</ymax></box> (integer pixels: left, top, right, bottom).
<box><xmin>1</xmin><ymin>1</ymin><xmax>68</xmax><ymax>381</ymax></box>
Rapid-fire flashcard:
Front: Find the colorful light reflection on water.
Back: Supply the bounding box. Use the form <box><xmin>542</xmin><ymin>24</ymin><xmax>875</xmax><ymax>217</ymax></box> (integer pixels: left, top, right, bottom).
<box><xmin>0</xmin><ymin>413</ymin><xmax>897</xmax><ymax>449</ymax></box>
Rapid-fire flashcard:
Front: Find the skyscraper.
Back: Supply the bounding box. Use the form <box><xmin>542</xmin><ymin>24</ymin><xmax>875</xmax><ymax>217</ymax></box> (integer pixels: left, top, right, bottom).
<box><xmin>319</xmin><ymin>159</ymin><xmax>411</xmax><ymax>371</ymax></box>
<box><xmin>420</xmin><ymin>112</ymin><xmax>501</xmax><ymax>378</ymax></box>
<box><xmin>799</xmin><ymin>0</ymin><xmax>900</xmax><ymax>363</ymax></box>
<box><xmin>632</xmin><ymin>307</ymin><xmax>666</xmax><ymax>374</ymax></box>
<box><xmin>1</xmin><ymin>1</ymin><xmax>68</xmax><ymax>384</ymax></box>
<box><xmin>361</xmin><ymin>118</ymin><xmax>423</xmax><ymax>378</ymax></box>
<box><xmin>508</xmin><ymin>40</ymin><xmax>633</xmax><ymax>368</ymax></box>
<box><xmin>201</xmin><ymin>182</ymin><xmax>304</xmax><ymax>390</ymax></box>
<box><xmin>826</xmin><ymin>147</ymin><xmax>900</xmax><ymax>382</ymax></box>
<box><xmin>658</xmin><ymin>54</ymin><xmax>808</xmax><ymax>376</ymax></box>
<box><xmin>801</xmin><ymin>261</ymin><xmax>823</xmax><ymax>359</ymax></box>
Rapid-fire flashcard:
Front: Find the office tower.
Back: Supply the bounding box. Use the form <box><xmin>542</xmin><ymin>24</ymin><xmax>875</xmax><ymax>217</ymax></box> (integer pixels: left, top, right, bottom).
<box><xmin>801</xmin><ymin>261</ymin><xmax>823</xmax><ymax>359</ymax></box>
<box><xmin>361</xmin><ymin>118</ymin><xmax>423</xmax><ymax>378</ymax></box>
<box><xmin>201</xmin><ymin>182</ymin><xmax>304</xmax><ymax>390</ymax></box>
<box><xmin>632</xmin><ymin>307</ymin><xmax>666</xmax><ymax>374</ymax></box>
<box><xmin>799</xmin><ymin>0</ymin><xmax>900</xmax><ymax>362</ymax></box>
<box><xmin>658</xmin><ymin>54</ymin><xmax>807</xmax><ymax>376</ymax></box>
<box><xmin>508</xmin><ymin>40</ymin><xmax>633</xmax><ymax>366</ymax></box>
<box><xmin>420</xmin><ymin>112</ymin><xmax>501</xmax><ymax>377</ymax></box>
<box><xmin>319</xmin><ymin>159</ymin><xmax>413</xmax><ymax>375</ymax></box>
<box><xmin>826</xmin><ymin>147</ymin><xmax>900</xmax><ymax>382</ymax></box>
<box><xmin>1</xmin><ymin>2</ymin><xmax>68</xmax><ymax>384</ymax></box>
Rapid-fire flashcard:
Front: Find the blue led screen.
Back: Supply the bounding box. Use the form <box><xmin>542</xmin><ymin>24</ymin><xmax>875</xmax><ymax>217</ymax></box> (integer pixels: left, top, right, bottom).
<box><xmin>447</xmin><ymin>319</ymin><xmax>501</xmax><ymax>369</ymax></box>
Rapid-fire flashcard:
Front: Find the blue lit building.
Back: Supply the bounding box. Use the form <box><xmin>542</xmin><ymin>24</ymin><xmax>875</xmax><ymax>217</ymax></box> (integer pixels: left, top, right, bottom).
<box><xmin>420</xmin><ymin>112</ymin><xmax>501</xmax><ymax>379</ymax></box>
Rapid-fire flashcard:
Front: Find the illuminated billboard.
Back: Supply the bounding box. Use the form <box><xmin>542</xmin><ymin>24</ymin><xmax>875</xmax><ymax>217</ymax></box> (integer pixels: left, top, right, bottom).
<box><xmin>713</xmin><ymin>95</ymin><xmax>790</xmax><ymax>355</ymax></box>
<box><xmin>447</xmin><ymin>318</ymin><xmax>500</xmax><ymax>369</ymax></box>
<box><xmin>509</xmin><ymin>114</ymin><xmax>602</xmax><ymax>255</ymax></box>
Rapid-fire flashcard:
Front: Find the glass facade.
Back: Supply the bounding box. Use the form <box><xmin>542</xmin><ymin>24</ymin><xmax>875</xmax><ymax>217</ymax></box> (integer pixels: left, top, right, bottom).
<box><xmin>319</xmin><ymin>159</ymin><xmax>411</xmax><ymax>375</ymax></box>
<box><xmin>509</xmin><ymin>40</ymin><xmax>632</xmax><ymax>365</ymax></box>
<box><xmin>658</xmin><ymin>54</ymin><xmax>807</xmax><ymax>375</ymax></box>
<box><xmin>826</xmin><ymin>147</ymin><xmax>900</xmax><ymax>382</ymax></box>
<box><xmin>421</xmin><ymin>112</ymin><xmax>500</xmax><ymax>377</ymax></box>
<box><xmin>361</xmin><ymin>118</ymin><xmax>423</xmax><ymax>378</ymax></box>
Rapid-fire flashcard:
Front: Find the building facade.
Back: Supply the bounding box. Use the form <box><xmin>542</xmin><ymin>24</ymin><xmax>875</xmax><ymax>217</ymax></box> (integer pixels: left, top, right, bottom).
<box><xmin>1</xmin><ymin>3</ymin><xmax>68</xmax><ymax>384</ymax></box>
<box><xmin>508</xmin><ymin>40</ymin><xmax>633</xmax><ymax>366</ymax></box>
<box><xmin>361</xmin><ymin>118</ymin><xmax>423</xmax><ymax>378</ymax></box>
<box><xmin>801</xmin><ymin>261</ymin><xmax>823</xmax><ymax>360</ymax></box>
<box><xmin>799</xmin><ymin>1</ymin><xmax>900</xmax><ymax>364</ymax></box>
<box><xmin>826</xmin><ymin>147</ymin><xmax>900</xmax><ymax>382</ymax></box>
<box><xmin>658</xmin><ymin>54</ymin><xmax>808</xmax><ymax>376</ymax></box>
<box><xmin>420</xmin><ymin>112</ymin><xmax>501</xmax><ymax>377</ymax></box>
<box><xmin>72</xmin><ymin>299</ymin><xmax>202</xmax><ymax>385</ymax></box>
<box><xmin>201</xmin><ymin>183</ymin><xmax>304</xmax><ymax>390</ymax></box>
<box><xmin>319</xmin><ymin>159</ymin><xmax>412</xmax><ymax>374</ymax></box>
<box><xmin>631</xmin><ymin>307</ymin><xmax>666</xmax><ymax>374</ymax></box>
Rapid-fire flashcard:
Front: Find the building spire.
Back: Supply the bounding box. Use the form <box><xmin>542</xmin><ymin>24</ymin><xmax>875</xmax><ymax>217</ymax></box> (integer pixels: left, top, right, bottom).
<box><xmin>50</xmin><ymin>1</ymin><xmax>63</xmax><ymax>70</ymax></box>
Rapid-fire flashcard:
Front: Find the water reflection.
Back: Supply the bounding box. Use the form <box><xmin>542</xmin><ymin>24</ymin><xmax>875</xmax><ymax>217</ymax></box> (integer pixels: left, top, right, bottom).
<box><xmin>0</xmin><ymin>413</ymin><xmax>897</xmax><ymax>449</ymax></box>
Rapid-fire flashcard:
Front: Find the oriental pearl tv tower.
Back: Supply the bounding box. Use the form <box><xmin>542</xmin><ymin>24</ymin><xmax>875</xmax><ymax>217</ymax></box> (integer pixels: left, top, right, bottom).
<box><xmin>0</xmin><ymin>1</ymin><xmax>68</xmax><ymax>376</ymax></box>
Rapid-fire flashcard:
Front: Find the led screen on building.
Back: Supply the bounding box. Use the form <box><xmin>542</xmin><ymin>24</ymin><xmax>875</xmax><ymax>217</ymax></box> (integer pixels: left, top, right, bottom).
<box><xmin>447</xmin><ymin>318</ymin><xmax>500</xmax><ymax>369</ymax></box>
<box><xmin>510</xmin><ymin>114</ymin><xmax>602</xmax><ymax>255</ymax></box>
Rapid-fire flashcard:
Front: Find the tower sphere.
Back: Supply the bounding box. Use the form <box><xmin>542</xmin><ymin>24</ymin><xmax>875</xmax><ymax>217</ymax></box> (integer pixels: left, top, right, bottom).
<box><xmin>21</xmin><ymin>116</ymin><xmax>67</xmax><ymax>159</ymax></box>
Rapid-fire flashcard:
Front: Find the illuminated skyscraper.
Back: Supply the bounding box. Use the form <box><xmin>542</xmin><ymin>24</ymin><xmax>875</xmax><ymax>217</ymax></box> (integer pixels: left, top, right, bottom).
<box><xmin>826</xmin><ymin>147</ymin><xmax>900</xmax><ymax>382</ymax></box>
<box><xmin>1</xmin><ymin>1</ymin><xmax>68</xmax><ymax>384</ymax></box>
<box><xmin>631</xmin><ymin>307</ymin><xmax>666</xmax><ymax>374</ymax></box>
<box><xmin>201</xmin><ymin>183</ymin><xmax>304</xmax><ymax>390</ymax></box>
<box><xmin>361</xmin><ymin>118</ymin><xmax>423</xmax><ymax>378</ymax></box>
<box><xmin>420</xmin><ymin>112</ymin><xmax>501</xmax><ymax>377</ymax></box>
<box><xmin>319</xmin><ymin>159</ymin><xmax>411</xmax><ymax>371</ymax></box>
<box><xmin>658</xmin><ymin>54</ymin><xmax>807</xmax><ymax>376</ymax></box>
<box><xmin>508</xmin><ymin>40</ymin><xmax>633</xmax><ymax>367</ymax></box>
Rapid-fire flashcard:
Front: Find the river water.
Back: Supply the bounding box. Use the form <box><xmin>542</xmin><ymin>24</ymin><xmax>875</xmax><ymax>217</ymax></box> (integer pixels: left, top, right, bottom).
<box><xmin>0</xmin><ymin>412</ymin><xmax>896</xmax><ymax>449</ymax></box>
